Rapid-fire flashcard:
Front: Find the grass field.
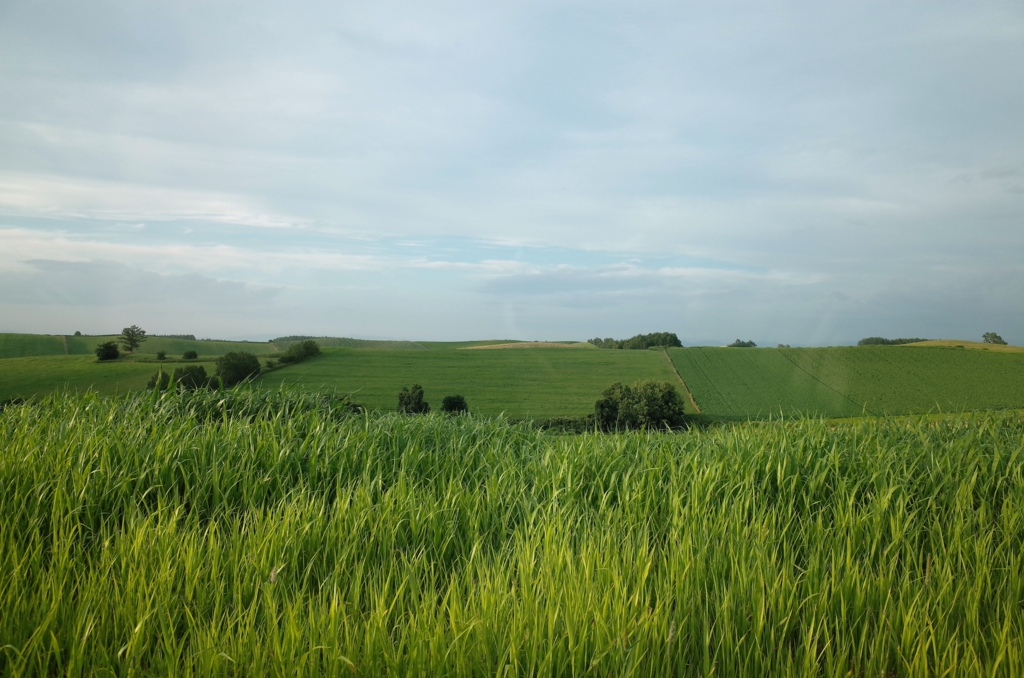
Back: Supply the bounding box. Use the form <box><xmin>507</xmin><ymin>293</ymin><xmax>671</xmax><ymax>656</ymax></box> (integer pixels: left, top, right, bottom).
<box><xmin>3</xmin><ymin>390</ymin><xmax>1023</xmax><ymax>676</ymax></box>
<box><xmin>258</xmin><ymin>346</ymin><xmax>680</xmax><ymax>418</ymax></box>
<box><xmin>0</xmin><ymin>356</ymin><xmax>220</xmax><ymax>401</ymax></box>
<box><xmin>668</xmin><ymin>346</ymin><xmax>1024</xmax><ymax>418</ymax></box>
<box><xmin>0</xmin><ymin>333</ymin><xmax>278</xmax><ymax>360</ymax></box>
<box><xmin>906</xmin><ymin>339</ymin><xmax>1024</xmax><ymax>353</ymax></box>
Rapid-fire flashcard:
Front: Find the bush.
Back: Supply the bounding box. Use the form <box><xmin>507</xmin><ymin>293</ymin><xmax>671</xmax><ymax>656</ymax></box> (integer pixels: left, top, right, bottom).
<box><xmin>441</xmin><ymin>394</ymin><xmax>468</xmax><ymax>414</ymax></box>
<box><xmin>148</xmin><ymin>366</ymin><xmax>210</xmax><ymax>392</ymax></box>
<box><xmin>265</xmin><ymin>359</ymin><xmax>276</xmax><ymax>369</ymax></box>
<box><xmin>857</xmin><ymin>337</ymin><xmax>928</xmax><ymax>346</ymax></box>
<box><xmin>594</xmin><ymin>380</ymin><xmax>686</xmax><ymax>431</ymax></box>
<box><xmin>156</xmin><ymin>351</ymin><xmax>167</xmax><ymax>361</ymax></box>
<box><xmin>398</xmin><ymin>384</ymin><xmax>430</xmax><ymax>414</ymax></box>
<box><xmin>278</xmin><ymin>340</ymin><xmax>321</xmax><ymax>364</ymax></box>
<box><xmin>94</xmin><ymin>341</ymin><xmax>120</xmax><ymax>361</ymax></box>
<box><xmin>727</xmin><ymin>339</ymin><xmax>757</xmax><ymax>348</ymax></box>
<box><xmin>983</xmin><ymin>332</ymin><xmax>1007</xmax><ymax>345</ymax></box>
<box><xmin>215</xmin><ymin>352</ymin><xmax>261</xmax><ymax>387</ymax></box>
<box><xmin>182</xmin><ymin>350</ymin><xmax>198</xmax><ymax>360</ymax></box>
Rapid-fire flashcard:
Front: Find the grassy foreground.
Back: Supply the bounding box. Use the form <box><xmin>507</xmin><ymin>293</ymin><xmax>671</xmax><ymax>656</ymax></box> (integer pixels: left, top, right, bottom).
<box><xmin>2</xmin><ymin>391</ymin><xmax>1023</xmax><ymax>676</ymax></box>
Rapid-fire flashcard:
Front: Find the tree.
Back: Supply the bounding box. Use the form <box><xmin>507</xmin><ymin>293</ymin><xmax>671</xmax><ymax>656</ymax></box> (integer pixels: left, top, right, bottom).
<box><xmin>594</xmin><ymin>380</ymin><xmax>686</xmax><ymax>431</ymax></box>
<box><xmin>398</xmin><ymin>384</ymin><xmax>430</xmax><ymax>414</ymax></box>
<box><xmin>94</xmin><ymin>341</ymin><xmax>119</xmax><ymax>361</ymax></box>
<box><xmin>983</xmin><ymin>332</ymin><xmax>1007</xmax><ymax>345</ymax></box>
<box><xmin>278</xmin><ymin>340</ymin><xmax>321</xmax><ymax>364</ymax></box>
<box><xmin>147</xmin><ymin>365</ymin><xmax>209</xmax><ymax>392</ymax></box>
<box><xmin>156</xmin><ymin>351</ymin><xmax>167</xmax><ymax>361</ymax></box>
<box><xmin>215</xmin><ymin>352</ymin><xmax>261</xmax><ymax>387</ymax></box>
<box><xmin>119</xmin><ymin>325</ymin><xmax>147</xmax><ymax>353</ymax></box>
<box><xmin>727</xmin><ymin>339</ymin><xmax>757</xmax><ymax>348</ymax></box>
<box><xmin>183</xmin><ymin>350</ymin><xmax>198</xmax><ymax>360</ymax></box>
<box><xmin>441</xmin><ymin>394</ymin><xmax>468</xmax><ymax>414</ymax></box>
<box><xmin>73</xmin><ymin>330</ymin><xmax>82</xmax><ymax>336</ymax></box>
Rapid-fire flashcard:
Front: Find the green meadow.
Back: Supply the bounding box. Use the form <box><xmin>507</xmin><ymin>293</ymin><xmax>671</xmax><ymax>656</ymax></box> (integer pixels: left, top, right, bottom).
<box><xmin>258</xmin><ymin>346</ymin><xmax>679</xmax><ymax>418</ymax></box>
<box><xmin>0</xmin><ymin>333</ymin><xmax>278</xmax><ymax>360</ymax></box>
<box><xmin>2</xmin><ymin>390</ymin><xmax>1023</xmax><ymax>676</ymax></box>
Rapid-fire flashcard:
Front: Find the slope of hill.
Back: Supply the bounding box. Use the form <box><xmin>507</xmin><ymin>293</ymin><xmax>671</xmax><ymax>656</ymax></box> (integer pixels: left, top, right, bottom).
<box><xmin>0</xmin><ymin>333</ymin><xmax>277</xmax><ymax>359</ymax></box>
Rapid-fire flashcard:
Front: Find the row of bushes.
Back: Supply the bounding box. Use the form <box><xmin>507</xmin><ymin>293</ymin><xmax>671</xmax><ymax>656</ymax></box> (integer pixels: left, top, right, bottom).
<box><xmin>857</xmin><ymin>337</ymin><xmax>928</xmax><ymax>346</ymax></box>
<box><xmin>397</xmin><ymin>385</ymin><xmax>468</xmax><ymax>415</ymax></box>
<box><xmin>588</xmin><ymin>332</ymin><xmax>682</xmax><ymax>350</ymax></box>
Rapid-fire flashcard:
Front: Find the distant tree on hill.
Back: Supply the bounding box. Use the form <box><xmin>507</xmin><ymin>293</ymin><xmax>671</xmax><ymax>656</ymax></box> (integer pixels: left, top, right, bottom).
<box><xmin>588</xmin><ymin>332</ymin><xmax>682</xmax><ymax>350</ymax></box>
<box><xmin>147</xmin><ymin>366</ymin><xmax>210</xmax><ymax>392</ymax></box>
<box><xmin>94</xmin><ymin>341</ymin><xmax>119</xmax><ymax>361</ymax></box>
<box><xmin>119</xmin><ymin>325</ymin><xmax>147</xmax><ymax>353</ymax></box>
<box><xmin>983</xmin><ymin>332</ymin><xmax>1007</xmax><ymax>345</ymax></box>
<box><xmin>727</xmin><ymin>339</ymin><xmax>757</xmax><ymax>348</ymax></box>
<box><xmin>182</xmin><ymin>350</ymin><xmax>198</xmax><ymax>360</ymax></box>
<box><xmin>594</xmin><ymin>380</ymin><xmax>685</xmax><ymax>431</ymax></box>
<box><xmin>441</xmin><ymin>394</ymin><xmax>468</xmax><ymax>414</ymax></box>
<box><xmin>156</xmin><ymin>351</ymin><xmax>166</xmax><ymax>361</ymax></box>
<box><xmin>215</xmin><ymin>352</ymin><xmax>260</xmax><ymax>387</ymax></box>
<box><xmin>398</xmin><ymin>384</ymin><xmax>430</xmax><ymax>414</ymax></box>
<box><xmin>73</xmin><ymin>330</ymin><xmax>81</xmax><ymax>336</ymax></box>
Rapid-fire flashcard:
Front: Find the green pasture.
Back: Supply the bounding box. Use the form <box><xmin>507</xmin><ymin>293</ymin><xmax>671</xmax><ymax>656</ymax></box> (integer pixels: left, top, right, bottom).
<box><xmin>258</xmin><ymin>346</ymin><xmax>678</xmax><ymax>418</ymax></box>
<box><xmin>669</xmin><ymin>346</ymin><xmax>1024</xmax><ymax>418</ymax></box>
<box><xmin>0</xmin><ymin>355</ymin><xmax>219</xmax><ymax>401</ymax></box>
<box><xmin>3</xmin><ymin>391</ymin><xmax>1023</xmax><ymax>676</ymax></box>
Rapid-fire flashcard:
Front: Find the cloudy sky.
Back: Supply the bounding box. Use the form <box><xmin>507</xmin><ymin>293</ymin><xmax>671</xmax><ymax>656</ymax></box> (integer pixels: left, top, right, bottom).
<box><xmin>1</xmin><ymin>0</ymin><xmax>1022</xmax><ymax>344</ymax></box>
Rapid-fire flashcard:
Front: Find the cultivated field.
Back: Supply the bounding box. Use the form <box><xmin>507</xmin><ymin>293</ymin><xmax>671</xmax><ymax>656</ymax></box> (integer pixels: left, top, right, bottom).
<box><xmin>668</xmin><ymin>346</ymin><xmax>1024</xmax><ymax>418</ymax></box>
<box><xmin>258</xmin><ymin>346</ymin><xmax>680</xmax><ymax>418</ymax></box>
<box><xmin>2</xmin><ymin>391</ymin><xmax>1022</xmax><ymax>676</ymax></box>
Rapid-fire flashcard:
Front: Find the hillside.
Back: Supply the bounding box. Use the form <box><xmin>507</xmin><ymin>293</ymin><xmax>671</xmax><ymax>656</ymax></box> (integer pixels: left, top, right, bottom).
<box><xmin>0</xmin><ymin>333</ymin><xmax>277</xmax><ymax>360</ymax></box>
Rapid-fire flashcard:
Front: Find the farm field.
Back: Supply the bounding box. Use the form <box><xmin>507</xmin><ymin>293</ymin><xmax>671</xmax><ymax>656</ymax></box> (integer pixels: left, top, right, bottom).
<box><xmin>257</xmin><ymin>346</ymin><xmax>679</xmax><ymax>418</ymax></box>
<box><xmin>2</xmin><ymin>390</ymin><xmax>1022</xmax><ymax>676</ymax></box>
<box><xmin>668</xmin><ymin>346</ymin><xmax>1024</xmax><ymax>418</ymax></box>
<box><xmin>0</xmin><ymin>333</ymin><xmax>278</xmax><ymax>360</ymax></box>
<box><xmin>0</xmin><ymin>355</ymin><xmax>219</xmax><ymax>401</ymax></box>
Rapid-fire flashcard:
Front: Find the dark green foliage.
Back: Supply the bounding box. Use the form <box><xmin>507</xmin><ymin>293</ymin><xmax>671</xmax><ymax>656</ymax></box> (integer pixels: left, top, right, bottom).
<box><xmin>727</xmin><ymin>339</ymin><xmax>757</xmax><ymax>347</ymax></box>
<box><xmin>265</xmin><ymin>359</ymin><xmax>276</xmax><ymax>369</ymax></box>
<box><xmin>532</xmin><ymin>414</ymin><xmax>595</xmax><ymax>433</ymax></box>
<box><xmin>73</xmin><ymin>330</ymin><xmax>81</xmax><ymax>336</ymax></box>
<box><xmin>857</xmin><ymin>337</ymin><xmax>928</xmax><ymax>346</ymax></box>
<box><xmin>119</xmin><ymin>325</ymin><xmax>147</xmax><ymax>353</ymax></box>
<box><xmin>152</xmin><ymin>334</ymin><xmax>196</xmax><ymax>340</ymax></box>
<box><xmin>156</xmin><ymin>351</ymin><xmax>166</xmax><ymax>361</ymax></box>
<box><xmin>440</xmin><ymin>394</ymin><xmax>468</xmax><ymax>414</ymax></box>
<box><xmin>215</xmin><ymin>352</ymin><xmax>261</xmax><ymax>387</ymax></box>
<box><xmin>593</xmin><ymin>380</ymin><xmax>686</xmax><ymax>431</ymax></box>
<box><xmin>147</xmin><ymin>366</ymin><xmax>210</xmax><ymax>392</ymax></box>
<box><xmin>278</xmin><ymin>339</ymin><xmax>321</xmax><ymax>364</ymax></box>
<box><xmin>588</xmin><ymin>332</ymin><xmax>683</xmax><ymax>350</ymax></box>
<box><xmin>398</xmin><ymin>384</ymin><xmax>430</xmax><ymax>414</ymax></box>
<box><xmin>94</xmin><ymin>341</ymin><xmax>120</xmax><ymax>361</ymax></box>
<box><xmin>182</xmin><ymin>350</ymin><xmax>198</xmax><ymax>360</ymax></box>
<box><xmin>983</xmin><ymin>332</ymin><xmax>1007</xmax><ymax>345</ymax></box>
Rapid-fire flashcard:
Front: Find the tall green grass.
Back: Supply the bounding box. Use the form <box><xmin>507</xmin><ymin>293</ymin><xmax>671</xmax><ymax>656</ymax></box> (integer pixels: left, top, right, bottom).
<box><xmin>2</xmin><ymin>390</ymin><xmax>1022</xmax><ymax>676</ymax></box>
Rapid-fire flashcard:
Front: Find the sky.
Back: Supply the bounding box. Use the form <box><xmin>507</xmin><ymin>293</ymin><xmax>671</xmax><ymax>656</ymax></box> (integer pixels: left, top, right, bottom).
<box><xmin>1</xmin><ymin>0</ymin><xmax>1022</xmax><ymax>345</ymax></box>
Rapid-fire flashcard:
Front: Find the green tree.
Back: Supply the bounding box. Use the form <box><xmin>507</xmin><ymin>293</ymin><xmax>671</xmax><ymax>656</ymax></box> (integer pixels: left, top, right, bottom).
<box><xmin>594</xmin><ymin>380</ymin><xmax>686</xmax><ymax>431</ymax></box>
<box><xmin>441</xmin><ymin>394</ymin><xmax>468</xmax><ymax>414</ymax></box>
<box><xmin>183</xmin><ymin>350</ymin><xmax>198</xmax><ymax>360</ymax></box>
<box><xmin>398</xmin><ymin>384</ymin><xmax>430</xmax><ymax>414</ymax></box>
<box><xmin>279</xmin><ymin>340</ymin><xmax>321</xmax><ymax>364</ymax></box>
<box><xmin>119</xmin><ymin>325</ymin><xmax>147</xmax><ymax>353</ymax></box>
<box><xmin>94</xmin><ymin>341</ymin><xmax>119</xmax><ymax>361</ymax></box>
<box><xmin>983</xmin><ymin>332</ymin><xmax>1007</xmax><ymax>345</ymax></box>
<box><xmin>215</xmin><ymin>352</ymin><xmax>261</xmax><ymax>387</ymax></box>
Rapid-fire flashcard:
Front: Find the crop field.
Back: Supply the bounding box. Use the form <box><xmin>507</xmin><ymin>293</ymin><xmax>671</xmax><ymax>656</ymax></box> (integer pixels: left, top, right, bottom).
<box><xmin>668</xmin><ymin>346</ymin><xmax>1024</xmax><ymax>418</ymax></box>
<box><xmin>2</xmin><ymin>390</ymin><xmax>1023</xmax><ymax>676</ymax></box>
<box><xmin>258</xmin><ymin>346</ymin><xmax>678</xmax><ymax>418</ymax></box>
<box><xmin>0</xmin><ymin>356</ymin><xmax>220</xmax><ymax>402</ymax></box>
<box><xmin>0</xmin><ymin>333</ymin><xmax>70</xmax><ymax>358</ymax></box>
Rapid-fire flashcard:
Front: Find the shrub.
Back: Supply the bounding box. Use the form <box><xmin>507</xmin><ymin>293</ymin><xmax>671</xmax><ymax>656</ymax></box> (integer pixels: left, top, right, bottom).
<box><xmin>73</xmin><ymin>330</ymin><xmax>81</xmax><ymax>336</ymax></box>
<box><xmin>983</xmin><ymin>332</ymin><xmax>1007</xmax><ymax>345</ymax></box>
<box><xmin>857</xmin><ymin>337</ymin><xmax>928</xmax><ymax>346</ymax></box>
<box><xmin>727</xmin><ymin>339</ymin><xmax>757</xmax><ymax>348</ymax></box>
<box><xmin>215</xmin><ymin>352</ymin><xmax>261</xmax><ymax>387</ymax></box>
<box><xmin>265</xmin><ymin>359</ymin><xmax>276</xmax><ymax>369</ymax></box>
<box><xmin>441</xmin><ymin>394</ymin><xmax>468</xmax><ymax>414</ymax></box>
<box><xmin>278</xmin><ymin>339</ymin><xmax>321</xmax><ymax>364</ymax></box>
<box><xmin>94</xmin><ymin>341</ymin><xmax>120</xmax><ymax>361</ymax></box>
<box><xmin>182</xmin><ymin>350</ymin><xmax>198</xmax><ymax>360</ymax></box>
<box><xmin>398</xmin><ymin>384</ymin><xmax>430</xmax><ymax>414</ymax></box>
<box><xmin>147</xmin><ymin>366</ymin><xmax>210</xmax><ymax>392</ymax></box>
<box><xmin>594</xmin><ymin>380</ymin><xmax>686</xmax><ymax>431</ymax></box>
<box><xmin>156</xmin><ymin>351</ymin><xmax>166</xmax><ymax>360</ymax></box>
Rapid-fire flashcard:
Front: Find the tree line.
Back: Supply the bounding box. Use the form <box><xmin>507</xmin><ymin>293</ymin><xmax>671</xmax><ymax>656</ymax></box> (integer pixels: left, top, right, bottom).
<box><xmin>588</xmin><ymin>332</ymin><xmax>682</xmax><ymax>350</ymax></box>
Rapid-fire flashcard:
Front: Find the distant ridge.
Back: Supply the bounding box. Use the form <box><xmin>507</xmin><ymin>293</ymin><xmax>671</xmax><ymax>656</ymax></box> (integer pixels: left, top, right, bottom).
<box><xmin>272</xmin><ymin>336</ymin><xmax>428</xmax><ymax>350</ymax></box>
